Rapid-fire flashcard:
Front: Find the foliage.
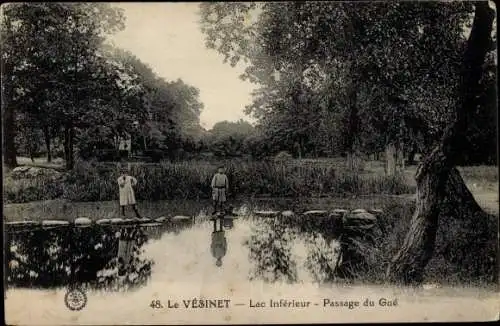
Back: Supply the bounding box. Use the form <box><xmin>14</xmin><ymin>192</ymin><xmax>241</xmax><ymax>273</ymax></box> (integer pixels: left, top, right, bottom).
<box><xmin>303</xmin><ymin>233</ymin><xmax>339</xmax><ymax>283</ymax></box>
<box><xmin>1</xmin><ymin>3</ymin><xmax>205</xmax><ymax>168</ymax></box>
<box><xmin>1</xmin><ymin>3</ymin><xmax>127</xmax><ymax>168</ymax></box>
<box><xmin>206</xmin><ymin>119</ymin><xmax>255</xmax><ymax>157</ymax></box>
<box><xmin>6</xmin><ymin>225</ymin><xmax>153</xmax><ymax>290</ymax></box>
<box><xmin>4</xmin><ymin>160</ymin><xmax>414</xmax><ymax>203</ymax></box>
<box><xmin>200</xmin><ymin>2</ymin><xmax>496</xmax><ymax>164</ymax></box>
<box><xmin>245</xmin><ymin>217</ymin><xmax>298</xmax><ymax>283</ymax></box>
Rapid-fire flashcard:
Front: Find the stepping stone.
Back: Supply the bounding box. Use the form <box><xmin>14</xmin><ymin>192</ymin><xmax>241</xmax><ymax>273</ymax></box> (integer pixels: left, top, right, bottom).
<box><xmin>368</xmin><ymin>209</ymin><xmax>384</xmax><ymax>215</ymax></box>
<box><xmin>348</xmin><ymin>211</ymin><xmax>377</xmax><ymax>221</ymax></box>
<box><xmin>254</xmin><ymin>210</ymin><xmax>280</xmax><ymax>217</ymax></box>
<box><xmin>281</xmin><ymin>210</ymin><xmax>295</xmax><ymax>218</ymax></box>
<box><xmin>155</xmin><ymin>216</ymin><xmax>169</xmax><ymax>222</ymax></box>
<box><xmin>111</xmin><ymin>218</ymin><xmax>124</xmax><ymax>224</ymax></box>
<box><xmin>141</xmin><ymin>222</ymin><xmax>162</xmax><ymax>227</ymax></box>
<box><xmin>6</xmin><ymin>220</ymin><xmax>39</xmax><ymax>226</ymax></box>
<box><xmin>75</xmin><ymin>217</ymin><xmax>92</xmax><ymax>226</ymax></box>
<box><xmin>333</xmin><ymin>209</ymin><xmax>349</xmax><ymax>215</ymax></box>
<box><xmin>328</xmin><ymin>212</ymin><xmax>343</xmax><ymax>219</ymax></box>
<box><xmin>303</xmin><ymin>210</ymin><xmax>328</xmax><ymax>216</ymax></box>
<box><xmin>351</xmin><ymin>208</ymin><xmax>367</xmax><ymax>214</ymax></box>
<box><xmin>42</xmin><ymin>220</ymin><xmax>69</xmax><ymax>226</ymax></box>
<box><xmin>172</xmin><ymin>215</ymin><xmax>191</xmax><ymax>221</ymax></box>
<box><xmin>236</xmin><ymin>206</ymin><xmax>250</xmax><ymax>215</ymax></box>
<box><xmin>13</xmin><ymin>166</ymin><xmax>31</xmax><ymax>173</ymax></box>
<box><xmin>344</xmin><ymin>224</ymin><xmax>375</xmax><ymax>230</ymax></box>
<box><xmin>96</xmin><ymin>219</ymin><xmax>111</xmax><ymax>225</ymax></box>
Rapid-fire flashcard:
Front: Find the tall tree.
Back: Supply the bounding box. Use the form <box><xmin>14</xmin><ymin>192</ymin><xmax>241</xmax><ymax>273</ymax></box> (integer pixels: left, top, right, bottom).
<box><xmin>208</xmin><ymin>119</ymin><xmax>254</xmax><ymax>157</ymax></box>
<box><xmin>1</xmin><ymin>4</ymin><xmax>22</xmax><ymax>168</ymax></box>
<box><xmin>101</xmin><ymin>47</ymin><xmax>204</xmax><ymax>156</ymax></box>
<box><xmin>201</xmin><ymin>2</ymin><xmax>496</xmax><ymax>284</ymax></box>
<box><xmin>199</xmin><ymin>2</ymin><xmax>472</xmax><ymax>167</ymax></box>
<box><xmin>1</xmin><ymin>3</ymin><xmax>125</xmax><ymax>169</ymax></box>
<box><xmin>386</xmin><ymin>1</ymin><xmax>496</xmax><ymax>284</ymax></box>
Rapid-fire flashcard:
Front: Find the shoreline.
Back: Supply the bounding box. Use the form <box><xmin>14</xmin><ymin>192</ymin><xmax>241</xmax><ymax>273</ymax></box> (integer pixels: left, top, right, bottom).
<box><xmin>4</xmin><ymin>192</ymin><xmax>497</xmax><ymax>222</ymax></box>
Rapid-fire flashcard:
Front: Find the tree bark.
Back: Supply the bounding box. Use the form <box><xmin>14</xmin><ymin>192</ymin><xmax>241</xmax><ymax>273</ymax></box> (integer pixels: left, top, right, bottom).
<box><xmin>3</xmin><ymin>104</ymin><xmax>17</xmax><ymax>168</ymax></box>
<box><xmin>1</xmin><ymin>59</ymin><xmax>17</xmax><ymax>168</ymax></box>
<box><xmin>386</xmin><ymin>2</ymin><xmax>495</xmax><ymax>285</ymax></box>
<box><xmin>407</xmin><ymin>145</ymin><xmax>417</xmax><ymax>166</ymax></box>
<box><xmin>396</xmin><ymin>141</ymin><xmax>405</xmax><ymax>171</ymax></box>
<box><xmin>64</xmin><ymin>125</ymin><xmax>75</xmax><ymax>170</ymax></box>
<box><xmin>385</xmin><ymin>143</ymin><xmax>397</xmax><ymax>176</ymax></box>
<box><xmin>43</xmin><ymin>125</ymin><xmax>52</xmax><ymax>162</ymax></box>
<box><xmin>346</xmin><ymin>87</ymin><xmax>360</xmax><ymax>171</ymax></box>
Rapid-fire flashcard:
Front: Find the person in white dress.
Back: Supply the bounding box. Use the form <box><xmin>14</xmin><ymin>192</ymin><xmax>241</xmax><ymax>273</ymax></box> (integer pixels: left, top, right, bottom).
<box><xmin>117</xmin><ymin>166</ymin><xmax>142</xmax><ymax>219</ymax></box>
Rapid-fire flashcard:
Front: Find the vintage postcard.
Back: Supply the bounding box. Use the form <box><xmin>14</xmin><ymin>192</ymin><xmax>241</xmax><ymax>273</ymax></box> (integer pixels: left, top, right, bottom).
<box><xmin>3</xmin><ymin>1</ymin><xmax>498</xmax><ymax>324</ymax></box>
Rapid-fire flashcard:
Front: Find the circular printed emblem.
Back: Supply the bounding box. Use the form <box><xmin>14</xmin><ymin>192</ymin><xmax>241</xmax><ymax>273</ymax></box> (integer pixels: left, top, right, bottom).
<box><xmin>64</xmin><ymin>288</ymin><xmax>87</xmax><ymax>311</ymax></box>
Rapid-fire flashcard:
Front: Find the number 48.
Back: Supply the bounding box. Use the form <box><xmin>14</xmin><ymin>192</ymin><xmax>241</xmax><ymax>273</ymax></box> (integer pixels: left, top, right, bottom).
<box><xmin>150</xmin><ymin>300</ymin><xmax>163</xmax><ymax>309</ymax></box>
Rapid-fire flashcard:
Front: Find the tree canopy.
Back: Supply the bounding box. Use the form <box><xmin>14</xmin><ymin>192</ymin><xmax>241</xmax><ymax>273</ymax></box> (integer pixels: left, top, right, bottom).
<box><xmin>200</xmin><ymin>2</ymin><xmax>495</xmax><ymax>164</ymax></box>
<box><xmin>1</xmin><ymin>3</ymin><xmax>205</xmax><ymax>167</ymax></box>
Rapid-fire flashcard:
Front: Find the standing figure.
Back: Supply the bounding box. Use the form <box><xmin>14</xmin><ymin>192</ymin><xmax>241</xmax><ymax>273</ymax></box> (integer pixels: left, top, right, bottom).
<box><xmin>211</xmin><ymin>166</ymin><xmax>229</xmax><ymax>215</ymax></box>
<box><xmin>117</xmin><ymin>165</ymin><xmax>142</xmax><ymax>219</ymax></box>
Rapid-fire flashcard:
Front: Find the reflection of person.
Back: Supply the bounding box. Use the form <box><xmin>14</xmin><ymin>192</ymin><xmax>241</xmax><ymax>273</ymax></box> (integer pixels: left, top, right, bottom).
<box><xmin>117</xmin><ymin>166</ymin><xmax>142</xmax><ymax>219</ymax></box>
<box><xmin>211</xmin><ymin>166</ymin><xmax>228</xmax><ymax>215</ymax></box>
<box><xmin>211</xmin><ymin>230</ymin><xmax>227</xmax><ymax>267</ymax></box>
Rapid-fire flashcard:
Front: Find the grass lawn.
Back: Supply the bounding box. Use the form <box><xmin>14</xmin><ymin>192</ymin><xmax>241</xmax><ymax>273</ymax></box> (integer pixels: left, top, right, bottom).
<box><xmin>15</xmin><ymin>156</ymin><xmax>65</xmax><ymax>170</ymax></box>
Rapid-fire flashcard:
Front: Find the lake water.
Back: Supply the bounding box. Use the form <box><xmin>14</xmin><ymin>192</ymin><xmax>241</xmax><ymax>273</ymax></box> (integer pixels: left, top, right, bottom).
<box><xmin>5</xmin><ymin>208</ymin><xmax>342</xmax><ymax>290</ymax></box>
<box><xmin>5</xmin><ymin>207</ymin><xmax>498</xmax><ymax>324</ymax></box>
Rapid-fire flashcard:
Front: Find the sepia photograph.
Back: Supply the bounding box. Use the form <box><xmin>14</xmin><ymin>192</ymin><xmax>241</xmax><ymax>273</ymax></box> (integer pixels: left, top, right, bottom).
<box><xmin>2</xmin><ymin>1</ymin><xmax>498</xmax><ymax>324</ymax></box>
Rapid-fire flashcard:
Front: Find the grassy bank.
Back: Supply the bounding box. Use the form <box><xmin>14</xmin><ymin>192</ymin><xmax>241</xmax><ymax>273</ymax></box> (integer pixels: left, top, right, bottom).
<box><xmin>4</xmin><ymin>160</ymin><xmax>414</xmax><ymax>204</ymax></box>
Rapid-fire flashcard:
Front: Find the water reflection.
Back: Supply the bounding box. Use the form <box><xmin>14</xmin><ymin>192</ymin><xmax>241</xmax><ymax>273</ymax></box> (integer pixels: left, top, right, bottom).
<box><xmin>6</xmin><ymin>222</ymin><xmax>170</xmax><ymax>291</ymax></box>
<box><xmin>210</xmin><ymin>217</ymin><xmax>227</xmax><ymax>267</ymax></box>
<box><xmin>6</xmin><ymin>207</ymin><xmax>354</xmax><ymax>291</ymax></box>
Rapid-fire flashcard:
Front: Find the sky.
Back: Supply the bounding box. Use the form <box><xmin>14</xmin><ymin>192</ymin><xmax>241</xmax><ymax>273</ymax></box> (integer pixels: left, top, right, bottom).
<box><xmin>106</xmin><ymin>3</ymin><xmax>257</xmax><ymax>130</ymax></box>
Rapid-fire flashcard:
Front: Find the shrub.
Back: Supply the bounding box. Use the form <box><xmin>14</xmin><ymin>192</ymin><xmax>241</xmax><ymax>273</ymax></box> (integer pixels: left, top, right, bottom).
<box><xmin>4</xmin><ymin>159</ymin><xmax>416</xmax><ymax>203</ymax></box>
<box><xmin>4</xmin><ymin>176</ymin><xmax>64</xmax><ymax>203</ymax></box>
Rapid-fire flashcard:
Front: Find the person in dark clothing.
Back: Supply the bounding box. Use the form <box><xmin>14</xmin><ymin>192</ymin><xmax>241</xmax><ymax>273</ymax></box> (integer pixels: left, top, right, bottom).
<box><xmin>211</xmin><ymin>166</ymin><xmax>228</xmax><ymax>215</ymax></box>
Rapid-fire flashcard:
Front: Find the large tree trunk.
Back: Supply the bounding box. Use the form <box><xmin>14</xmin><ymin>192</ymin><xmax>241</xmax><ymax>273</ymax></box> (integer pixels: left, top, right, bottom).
<box><xmin>2</xmin><ymin>104</ymin><xmax>17</xmax><ymax>168</ymax></box>
<box><xmin>386</xmin><ymin>141</ymin><xmax>405</xmax><ymax>176</ymax></box>
<box><xmin>386</xmin><ymin>2</ymin><xmax>495</xmax><ymax>285</ymax></box>
<box><xmin>1</xmin><ymin>59</ymin><xmax>17</xmax><ymax>168</ymax></box>
<box><xmin>43</xmin><ymin>125</ymin><xmax>52</xmax><ymax>163</ymax></box>
<box><xmin>346</xmin><ymin>87</ymin><xmax>361</xmax><ymax>171</ymax></box>
<box><xmin>385</xmin><ymin>143</ymin><xmax>397</xmax><ymax>176</ymax></box>
<box><xmin>347</xmin><ymin>150</ymin><xmax>362</xmax><ymax>171</ymax></box>
<box><xmin>396</xmin><ymin>141</ymin><xmax>405</xmax><ymax>171</ymax></box>
<box><xmin>407</xmin><ymin>145</ymin><xmax>417</xmax><ymax>166</ymax></box>
<box><xmin>64</xmin><ymin>125</ymin><xmax>75</xmax><ymax>170</ymax></box>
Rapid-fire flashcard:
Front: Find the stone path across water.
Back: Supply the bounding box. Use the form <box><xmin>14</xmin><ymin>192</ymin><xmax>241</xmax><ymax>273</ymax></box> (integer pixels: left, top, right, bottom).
<box><xmin>4</xmin><ymin>207</ymin><xmax>383</xmax><ymax>233</ymax></box>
